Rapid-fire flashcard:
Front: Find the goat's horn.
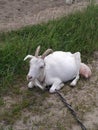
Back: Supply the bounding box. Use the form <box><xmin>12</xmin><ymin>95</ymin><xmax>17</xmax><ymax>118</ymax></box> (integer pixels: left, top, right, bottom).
<box><xmin>35</xmin><ymin>46</ymin><xmax>40</xmax><ymax>57</ymax></box>
<box><xmin>41</xmin><ymin>49</ymin><xmax>53</xmax><ymax>59</ymax></box>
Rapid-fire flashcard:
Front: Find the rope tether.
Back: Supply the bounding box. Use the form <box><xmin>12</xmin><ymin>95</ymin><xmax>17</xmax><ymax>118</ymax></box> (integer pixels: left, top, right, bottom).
<box><xmin>55</xmin><ymin>89</ymin><xmax>87</xmax><ymax>130</ymax></box>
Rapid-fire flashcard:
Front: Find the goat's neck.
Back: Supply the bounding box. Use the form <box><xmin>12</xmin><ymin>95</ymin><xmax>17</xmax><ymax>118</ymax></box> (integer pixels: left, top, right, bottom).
<box><xmin>38</xmin><ymin>68</ymin><xmax>45</xmax><ymax>84</ymax></box>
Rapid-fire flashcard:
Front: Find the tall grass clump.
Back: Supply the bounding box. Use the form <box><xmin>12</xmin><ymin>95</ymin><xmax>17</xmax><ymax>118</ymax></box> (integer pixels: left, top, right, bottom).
<box><xmin>0</xmin><ymin>4</ymin><xmax>98</xmax><ymax>94</ymax></box>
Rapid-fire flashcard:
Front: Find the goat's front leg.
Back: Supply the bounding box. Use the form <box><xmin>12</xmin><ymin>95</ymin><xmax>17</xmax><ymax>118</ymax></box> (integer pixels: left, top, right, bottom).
<box><xmin>28</xmin><ymin>81</ymin><xmax>34</xmax><ymax>88</ymax></box>
<box><xmin>49</xmin><ymin>79</ymin><xmax>64</xmax><ymax>93</ymax></box>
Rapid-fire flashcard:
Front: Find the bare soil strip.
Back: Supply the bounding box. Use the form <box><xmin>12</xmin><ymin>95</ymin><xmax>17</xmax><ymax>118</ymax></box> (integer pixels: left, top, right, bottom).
<box><xmin>0</xmin><ymin>0</ymin><xmax>90</xmax><ymax>31</ymax></box>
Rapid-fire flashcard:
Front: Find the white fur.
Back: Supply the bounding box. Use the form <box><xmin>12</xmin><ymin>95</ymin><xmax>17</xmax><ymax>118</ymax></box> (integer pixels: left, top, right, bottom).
<box><xmin>65</xmin><ymin>0</ymin><xmax>74</xmax><ymax>4</ymax></box>
<box><xmin>24</xmin><ymin>51</ymin><xmax>83</xmax><ymax>93</ymax></box>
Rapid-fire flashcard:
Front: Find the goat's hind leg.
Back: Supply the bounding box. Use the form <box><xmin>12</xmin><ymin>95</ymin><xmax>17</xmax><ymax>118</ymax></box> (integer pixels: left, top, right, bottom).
<box><xmin>70</xmin><ymin>73</ymin><xmax>79</xmax><ymax>86</ymax></box>
<box><xmin>70</xmin><ymin>52</ymin><xmax>81</xmax><ymax>86</ymax></box>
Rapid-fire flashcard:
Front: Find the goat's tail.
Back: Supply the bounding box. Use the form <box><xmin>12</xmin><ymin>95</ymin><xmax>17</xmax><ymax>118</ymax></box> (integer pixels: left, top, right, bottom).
<box><xmin>79</xmin><ymin>63</ymin><xmax>92</xmax><ymax>78</ymax></box>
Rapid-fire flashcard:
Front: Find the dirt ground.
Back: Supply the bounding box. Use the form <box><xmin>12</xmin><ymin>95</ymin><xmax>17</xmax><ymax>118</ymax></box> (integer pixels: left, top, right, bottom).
<box><xmin>1</xmin><ymin>53</ymin><xmax>98</xmax><ymax>130</ymax></box>
<box><xmin>0</xmin><ymin>0</ymin><xmax>98</xmax><ymax>130</ymax></box>
<box><xmin>0</xmin><ymin>0</ymin><xmax>90</xmax><ymax>32</ymax></box>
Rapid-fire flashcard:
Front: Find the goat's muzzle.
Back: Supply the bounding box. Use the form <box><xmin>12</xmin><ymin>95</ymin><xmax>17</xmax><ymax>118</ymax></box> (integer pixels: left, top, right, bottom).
<box><xmin>27</xmin><ymin>75</ymin><xmax>33</xmax><ymax>81</ymax></box>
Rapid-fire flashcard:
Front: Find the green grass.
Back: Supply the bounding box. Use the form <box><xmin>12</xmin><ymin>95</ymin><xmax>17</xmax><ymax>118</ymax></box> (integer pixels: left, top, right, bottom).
<box><xmin>0</xmin><ymin>4</ymin><xmax>98</xmax><ymax>95</ymax></box>
<box><xmin>0</xmin><ymin>98</ymin><xmax>4</xmax><ymax>106</ymax></box>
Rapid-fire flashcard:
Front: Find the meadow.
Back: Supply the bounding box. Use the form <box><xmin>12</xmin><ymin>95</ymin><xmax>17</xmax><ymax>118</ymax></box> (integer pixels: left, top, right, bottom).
<box><xmin>0</xmin><ymin>3</ymin><xmax>98</xmax><ymax>130</ymax></box>
<box><xmin>0</xmin><ymin>4</ymin><xmax>98</xmax><ymax>93</ymax></box>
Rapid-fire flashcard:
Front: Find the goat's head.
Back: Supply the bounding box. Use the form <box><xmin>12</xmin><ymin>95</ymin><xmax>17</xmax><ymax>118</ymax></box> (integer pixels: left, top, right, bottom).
<box><xmin>24</xmin><ymin>46</ymin><xmax>53</xmax><ymax>82</ymax></box>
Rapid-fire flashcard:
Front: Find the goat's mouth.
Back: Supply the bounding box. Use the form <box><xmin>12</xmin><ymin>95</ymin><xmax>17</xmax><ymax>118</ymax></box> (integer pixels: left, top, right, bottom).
<box><xmin>27</xmin><ymin>79</ymin><xmax>32</xmax><ymax>82</ymax></box>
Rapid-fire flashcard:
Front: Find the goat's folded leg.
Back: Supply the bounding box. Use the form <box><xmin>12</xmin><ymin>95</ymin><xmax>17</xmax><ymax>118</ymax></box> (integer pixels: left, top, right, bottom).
<box><xmin>28</xmin><ymin>81</ymin><xmax>34</xmax><ymax>88</ymax></box>
<box><xmin>49</xmin><ymin>79</ymin><xmax>64</xmax><ymax>93</ymax></box>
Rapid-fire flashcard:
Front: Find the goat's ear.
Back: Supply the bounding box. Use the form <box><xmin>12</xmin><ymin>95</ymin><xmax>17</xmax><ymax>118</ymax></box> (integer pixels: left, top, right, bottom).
<box><xmin>24</xmin><ymin>55</ymin><xmax>33</xmax><ymax>61</ymax></box>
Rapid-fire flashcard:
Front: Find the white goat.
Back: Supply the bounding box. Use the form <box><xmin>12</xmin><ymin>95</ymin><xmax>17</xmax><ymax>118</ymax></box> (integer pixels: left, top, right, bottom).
<box><xmin>24</xmin><ymin>46</ymin><xmax>91</xmax><ymax>93</ymax></box>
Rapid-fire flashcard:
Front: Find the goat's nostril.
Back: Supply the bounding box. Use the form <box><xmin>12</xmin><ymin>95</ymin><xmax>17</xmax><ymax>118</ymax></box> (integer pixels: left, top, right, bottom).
<box><xmin>27</xmin><ymin>75</ymin><xmax>32</xmax><ymax>80</ymax></box>
<box><xmin>29</xmin><ymin>76</ymin><xmax>32</xmax><ymax>79</ymax></box>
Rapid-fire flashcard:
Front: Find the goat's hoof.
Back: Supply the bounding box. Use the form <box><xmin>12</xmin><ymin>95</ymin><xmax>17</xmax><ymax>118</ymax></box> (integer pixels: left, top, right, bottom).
<box><xmin>70</xmin><ymin>81</ymin><xmax>76</xmax><ymax>87</ymax></box>
<box><xmin>28</xmin><ymin>82</ymin><xmax>34</xmax><ymax>88</ymax></box>
<box><xmin>49</xmin><ymin>89</ymin><xmax>55</xmax><ymax>93</ymax></box>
